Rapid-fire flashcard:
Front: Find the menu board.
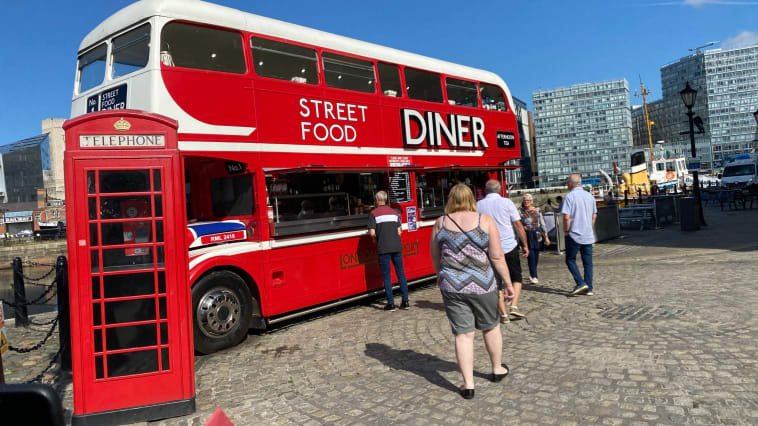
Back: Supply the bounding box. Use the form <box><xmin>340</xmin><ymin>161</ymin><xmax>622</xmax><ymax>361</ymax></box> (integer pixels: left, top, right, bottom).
<box><xmin>389</xmin><ymin>172</ymin><xmax>411</xmax><ymax>204</ymax></box>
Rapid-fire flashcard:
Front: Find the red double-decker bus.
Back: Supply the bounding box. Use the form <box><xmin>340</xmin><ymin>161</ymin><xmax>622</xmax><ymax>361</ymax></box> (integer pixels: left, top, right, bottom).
<box><xmin>71</xmin><ymin>0</ymin><xmax>520</xmax><ymax>353</ymax></box>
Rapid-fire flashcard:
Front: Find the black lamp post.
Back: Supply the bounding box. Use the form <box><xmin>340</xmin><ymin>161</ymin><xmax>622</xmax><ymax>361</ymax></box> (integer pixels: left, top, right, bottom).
<box><xmin>754</xmin><ymin>108</ymin><xmax>758</xmax><ymax>149</ymax></box>
<box><xmin>680</xmin><ymin>81</ymin><xmax>705</xmax><ymax>226</ymax></box>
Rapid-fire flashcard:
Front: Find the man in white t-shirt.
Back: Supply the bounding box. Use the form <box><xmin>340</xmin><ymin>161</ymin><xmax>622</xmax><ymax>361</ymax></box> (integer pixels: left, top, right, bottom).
<box><xmin>476</xmin><ymin>180</ymin><xmax>529</xmax><ymax>321</ymax></box>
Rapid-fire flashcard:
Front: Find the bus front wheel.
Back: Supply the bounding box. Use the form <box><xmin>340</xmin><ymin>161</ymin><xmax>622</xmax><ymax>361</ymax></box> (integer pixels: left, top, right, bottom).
<box><xmin>192</xmin><ymin>271</ymin><xmax>253</xmax><ymax>354</ymax></box>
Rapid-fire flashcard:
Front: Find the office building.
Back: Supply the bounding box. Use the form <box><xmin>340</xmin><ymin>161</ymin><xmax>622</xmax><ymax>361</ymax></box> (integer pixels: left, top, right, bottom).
<box><xmin>532</xmin><ymin>79</ymin><xmax>633</xmax><ymax>187</ymax></box>
<box><xmin>648</xmin><ymin>43</ymin><xmax>758</xmax><ymax>170</ymax></box>
<box><xmin>0</xmin><ymin>118</ymin><xmax>66</xmax><ymax>204</ymax></box>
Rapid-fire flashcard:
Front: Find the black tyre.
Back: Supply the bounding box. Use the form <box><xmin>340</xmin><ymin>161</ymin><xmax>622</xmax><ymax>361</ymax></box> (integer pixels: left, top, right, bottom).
<box><xmin>192</xmin><ymin>270</ymin><xmax>254</xmax><ymax>354</ymax></box>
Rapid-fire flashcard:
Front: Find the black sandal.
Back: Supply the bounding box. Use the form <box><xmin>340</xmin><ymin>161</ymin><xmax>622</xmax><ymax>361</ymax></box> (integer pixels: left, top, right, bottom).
<box><xmin>491</xmin><ymin>363</ymin><xmax>509</xmax><ymax>382</ymax></box>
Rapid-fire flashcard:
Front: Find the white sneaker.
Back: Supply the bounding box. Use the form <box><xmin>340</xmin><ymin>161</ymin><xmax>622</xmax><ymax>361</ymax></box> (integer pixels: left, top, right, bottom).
<box><xmin>531</xmin><ymin>277</ymin><xmax>539</xmax><ymax>284</ymax></box>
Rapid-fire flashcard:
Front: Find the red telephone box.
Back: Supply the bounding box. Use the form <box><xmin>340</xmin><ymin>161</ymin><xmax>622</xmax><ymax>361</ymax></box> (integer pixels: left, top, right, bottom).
<box><xmin>63</xmin><ymin>110</ymin><xmax>194</xmax><ymax>424</ymax></box>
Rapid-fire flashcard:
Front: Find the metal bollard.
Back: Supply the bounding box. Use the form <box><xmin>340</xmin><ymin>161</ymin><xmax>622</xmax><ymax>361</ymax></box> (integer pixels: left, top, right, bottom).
<box><xmin>56</xmin><ymin>256</ymin><xmax>71</xmax><ymax>371</ymax></box>
<box><xmin>13</xmin><ymin>257</ymin><xmax>29</xmax><ymax>327</ymax></box>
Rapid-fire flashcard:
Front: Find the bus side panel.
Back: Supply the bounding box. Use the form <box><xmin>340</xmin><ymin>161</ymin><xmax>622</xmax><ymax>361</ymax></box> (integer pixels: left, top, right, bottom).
<box><xmin>162</xmin><ymin>68</ymin><xmax>255</xmax><ymax>128</ymax></box>
<box><xmin>262</xmin><ymin>227</ymin><xmax>436</xmax><ymax>317</ymax></box>
<box><xmin>188</xmin><ymin>251</ymin><xmax>266</xmax><ymax>305</ymax></box>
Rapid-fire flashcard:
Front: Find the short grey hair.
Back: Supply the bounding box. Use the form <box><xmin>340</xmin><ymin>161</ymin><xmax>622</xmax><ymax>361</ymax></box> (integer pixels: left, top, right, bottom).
<box><xmin>485</xmin><ymin>180</ymin><xmax>501</xmax><ymax>194</ymax></box>
<box><xmin>523</xmin><ymin>193</ymin><xmax>533</xmax><ymax>200</ymax></box>
<box><xmin>374</xmin><ymin>191</ymin><xmax>388</xmax><ymax>202</ymax></box>
<box><xmin>567</xmin><ymin>174</ymin><xmax>581</xmax><ymax>186</ymax></box>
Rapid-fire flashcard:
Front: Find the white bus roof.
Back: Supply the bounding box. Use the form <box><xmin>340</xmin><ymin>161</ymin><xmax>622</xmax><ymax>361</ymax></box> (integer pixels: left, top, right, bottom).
<box><xmin>79</xmin><ymin>0</ymin><xmax>513</xmax><ymax>104</ymax></box>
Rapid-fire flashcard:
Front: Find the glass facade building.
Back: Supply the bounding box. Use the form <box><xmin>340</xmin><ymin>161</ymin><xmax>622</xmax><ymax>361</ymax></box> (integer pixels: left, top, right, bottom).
<box><xmin>704</xmin><ymin>45</ymin><xmax>758</xmax><ymax>168</ymax></box>
<box><xmin>0</xmin><ymin>134</ymin><xmax>51</xmax><ymax>203</ymax></box>
<box><xmin>532</xmin><ymin>79</ymin><xmax>632</xmax><ymax>187</ymax></box>
<box><xmin>652</xmin><ymin>44</ymin><xmax>758</xmax><ymax>170</ymax></box>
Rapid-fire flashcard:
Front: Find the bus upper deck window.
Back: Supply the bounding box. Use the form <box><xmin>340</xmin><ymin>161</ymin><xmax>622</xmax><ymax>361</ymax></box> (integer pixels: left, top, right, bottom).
<box><xmin>322</xmin><ymin>52</ymin><xmax>375</xmax><ymax>93</ymax></box>
<box><xmin>378</xmin><ymin>63</ymin><xmax>401</xmax><ymax>97</ymax></box>
<box><xmin>404</xmin><ymin>68</ymin><xmax>443</xmax><ymax>103</ymax></box>
<box><xmin>446</xmin><ymin>77</ymin><xmax>478</xmax><ymax>108</ymax></box>
<box><xmin>161</xmin><ymin>22</ymin><xmax>245</xmax><ymax>73</ymax></box>
<box><xmin>78</xmin><ymin>44</ymin><xmax>107</xmax><ymax>93</ymax></box>
<box><xmin>480</xmin><ymin>83</ymin><xmax>507</xmax><ymax>112</ymax></box>
<box><xmin>251</xmin><ymin>37</ymin><xmax>318</xmax><ymax>84</ymax></box>
<box><xmin>111</xmin><ymin>23</ymin><xmax>151</xmax><ymax>79</ymax></box>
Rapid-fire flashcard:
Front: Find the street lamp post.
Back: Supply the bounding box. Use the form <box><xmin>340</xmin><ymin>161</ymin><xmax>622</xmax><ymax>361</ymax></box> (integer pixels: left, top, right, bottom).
<box><xmin>680</xmin><ymin>82</ymin><xmax>706</xmax><ymax>226</ymax></box>
<box><xmin>753</xmin><ymin>108</ymin><xmax>758</xmax><ymax>150</ymax></box>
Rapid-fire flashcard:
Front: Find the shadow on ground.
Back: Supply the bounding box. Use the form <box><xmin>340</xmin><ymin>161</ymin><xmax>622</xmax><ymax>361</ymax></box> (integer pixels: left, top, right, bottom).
<box><xmin>365</xmin><ymin>343</ymin><xmax>493</xmax><ymax>394</ymax></box>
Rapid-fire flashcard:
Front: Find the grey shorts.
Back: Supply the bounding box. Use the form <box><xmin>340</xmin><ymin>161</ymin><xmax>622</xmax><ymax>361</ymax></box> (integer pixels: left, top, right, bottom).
<box><xmin>441</xmin><ymin>290</ymin><xmax>500</xmax><ymax>335</ymax></box>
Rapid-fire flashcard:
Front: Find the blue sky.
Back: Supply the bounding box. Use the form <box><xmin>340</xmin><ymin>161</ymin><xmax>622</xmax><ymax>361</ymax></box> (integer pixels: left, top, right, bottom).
<box><xmin>1</xmin><ymin>0</ymin><xmax>757</xmax><ymax>144</ymax></box>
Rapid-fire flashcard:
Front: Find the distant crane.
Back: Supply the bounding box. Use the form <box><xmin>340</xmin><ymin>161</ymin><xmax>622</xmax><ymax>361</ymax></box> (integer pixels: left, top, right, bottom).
<box><xmin>634</xmin><ymin>78</ymin><xmax>656</xmax><ymax>161</ymax></box>
<box><xmin>689</xmin><ymin>41</ymin><xmax>719</xmax><ymax>54</ymax></box>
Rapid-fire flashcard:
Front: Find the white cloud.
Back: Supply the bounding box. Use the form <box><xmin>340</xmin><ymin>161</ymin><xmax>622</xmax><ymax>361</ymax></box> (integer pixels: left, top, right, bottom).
<box><xmin>721</xmin><ymin>31</ymin><xmax>758</xmax><ymax>49</ymax></box>
<box><xmin>684</xmin><ymin>0</ymin><xmax>758</xmax><ymax>5</ymax></box>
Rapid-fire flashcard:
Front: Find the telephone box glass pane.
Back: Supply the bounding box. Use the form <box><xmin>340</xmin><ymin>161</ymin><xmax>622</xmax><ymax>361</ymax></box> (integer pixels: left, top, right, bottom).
<box><xmin>90</xmin><ymin>250</ymin><xmax>99</xmax><ymax>270</ymax></box>
<box><xmin>89</xmin><ymin>198</ymin><xmax>97</xmax><ymax>220</ymax></box>
<box><xmin>153</xmin><ymin>170</ymin><xmax>162</xmax><ymax>191</ymax></box>
<box><xmin>100</xmin><ymin>196</ymin><xmax>152</xmax><ymax>219</ymax></box>
<box><xmin>91</xmin><ymin>276</ymin><xmax>101</xmax><ymax>299</ymax></box>
<box><xmin>90</xmin><ymin>223</ymin><xmax>99</xmax><ymax>246</ymax></box>
<box><xmin>159</xmin><ymin>297</ymin><xmax>167</xmax><ymax>319</ymax></box>
<box><xmin>99</xmin><ymin>170</ymin><xmax>151</xmax><ymax>193</ymax></box>
<box><xmin>88</xmin><ymin>171</ymin><xmax>96</xmax><ymax>194</ymax></box>
<box><xmin>107</xmin><ymin>350</ymin><xmax>159</xmax><ymax>377</ymax></box>
<box><xmin>101</xmin><ymin>221</ymin><xmax>152</xmax><ymax>246</ymax></box>
<box><xmin>92</xmin><ymin>303</ymin><xmax>102</xmax><ymax>326</ymax></box>
<box><xmin>154</xmin><ymin>196</ymin><xmax>163</xmax><ymax>217</ymax></box>
<box><xmin>105</xmin><ymin>324</ymin><xmax>157</xmax><ymax>350</ymax></box>
<box><xmin>103</xmin><ymin>273</ymin><xmax>157</xmax><ymax>298</ymax></box>
<box><xmin>161</xmin><ymin>348</ymin><xmax>170</xmax><ymax>370</ymax></box>
<box><xmin>104</xmin><ymin>299</ymin><xmax>156</xmax><ymax>324</ymax></box>
<box><xmin>158</xmin><ymin>271</ymin><xmax>166</xmax><ymax>293</ymax></box>
<box><xmin>94</xmin><ymin>330</ymin><xmax>103</xmax><ymax>352</ymax></box>
<box><xmin>95</xmin><ymin>356</ymin><xmax>104</xmax><ymax>379</ymax></box>
<box><xmin>156</xmin><ymin>220</ymin><xmax>164</xmax><ymax>242</ymax></box>
<box><xmin>102</xmin><ymin>247</ymin><xmax>153</xmax><ymax>271</ymax></box>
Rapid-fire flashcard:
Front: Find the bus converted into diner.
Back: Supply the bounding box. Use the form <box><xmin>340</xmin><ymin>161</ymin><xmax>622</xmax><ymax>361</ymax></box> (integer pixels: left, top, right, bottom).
<box><xmin>70</xmin><ymin>0</ymin><xmax>522</xmax><ymax>355</ymax></box>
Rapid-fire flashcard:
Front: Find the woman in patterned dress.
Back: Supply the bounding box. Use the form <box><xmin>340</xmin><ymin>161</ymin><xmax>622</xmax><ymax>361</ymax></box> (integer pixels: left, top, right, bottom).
<box><xmin>430</xmin><ymin>184</ymin><xmax>515</xmax><ymax>399</ymax></box>
<box><xmin>519</xmin><ymin>193</ymin><xmax>550</xmax><ymax>284</ymax></box>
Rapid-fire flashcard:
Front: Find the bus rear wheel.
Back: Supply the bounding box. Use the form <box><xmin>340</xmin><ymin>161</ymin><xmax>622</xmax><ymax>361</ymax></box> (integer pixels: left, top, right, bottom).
<box><xmin>192</xmin><ymin>271</ymin><xmax>253</xmax><ymax>354</ymax></box>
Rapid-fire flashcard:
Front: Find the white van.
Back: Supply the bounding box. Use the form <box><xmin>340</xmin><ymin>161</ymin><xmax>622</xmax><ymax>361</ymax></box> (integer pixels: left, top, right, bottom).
<box><xmin>721</xmin><ymin>153</ymin><xmax>758</xmax><ymax>189</ymax></box>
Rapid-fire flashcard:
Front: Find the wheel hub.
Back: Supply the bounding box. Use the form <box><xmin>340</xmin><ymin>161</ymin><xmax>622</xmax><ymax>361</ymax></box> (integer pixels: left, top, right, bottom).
<box><xmin>197</xmin><ymin>288</ymin><xmax>241</xmax><ymax>338</ymax></box>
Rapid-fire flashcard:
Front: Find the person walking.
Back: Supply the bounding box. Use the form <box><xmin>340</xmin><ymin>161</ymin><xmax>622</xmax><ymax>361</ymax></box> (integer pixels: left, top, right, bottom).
<box><xmin>561</xmin><ymin>174</ymin><xmax>597</xmax><ymax>296</ymax></box>
<box><xmin>476</xmin><ymin>180</ymin><xmax>529</xmax><ymax>322</ymax></box>
<box><xmin>368</xmin><ymin>191</ymin><xmax>409</xmax><ymax>311</ymax></box>
<box><xmin>519</xmin><ymin>194</ymin><xmax>550</xmax><ymax>284</ymax></box>
<box><xmin>430</xmin><ymin>184</ymin><xmax>514</xmax><ymax>399</ymax></box>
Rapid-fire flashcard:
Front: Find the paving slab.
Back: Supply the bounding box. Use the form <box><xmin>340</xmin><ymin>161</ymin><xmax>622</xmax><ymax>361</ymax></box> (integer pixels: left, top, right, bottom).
<box><xmin>2</xmin><ymin>205</ymin><xmax>757</xmax><ymax>425</ymax></box>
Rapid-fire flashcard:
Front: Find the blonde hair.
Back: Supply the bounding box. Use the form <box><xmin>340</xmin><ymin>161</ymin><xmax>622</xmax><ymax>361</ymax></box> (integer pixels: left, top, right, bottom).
<box><xmin>445</xmin><ymin>184</ymin><xmax>478</xmax><ymax>214</ymax></box>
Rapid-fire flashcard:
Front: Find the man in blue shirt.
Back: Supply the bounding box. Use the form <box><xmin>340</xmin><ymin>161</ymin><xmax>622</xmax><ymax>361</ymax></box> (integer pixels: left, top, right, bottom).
<box><xmin>561</xmin><ymin>174</ymin><xmax>597</xmax><ymax>296</ymax></box>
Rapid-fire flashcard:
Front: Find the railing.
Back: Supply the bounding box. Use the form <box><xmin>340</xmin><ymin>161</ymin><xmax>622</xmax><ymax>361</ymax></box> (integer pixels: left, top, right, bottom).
<box><xmin>0</xmin><ymin>256</ymin><xmax>70</xmax><ymax>384</ymax></box>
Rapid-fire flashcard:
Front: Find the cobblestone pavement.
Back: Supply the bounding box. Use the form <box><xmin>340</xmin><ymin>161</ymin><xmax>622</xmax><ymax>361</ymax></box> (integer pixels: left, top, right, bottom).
<box><xmin>3</xmin><ymin>205</ymin><xmax>757</xmax><ymax>425</ymax></box>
